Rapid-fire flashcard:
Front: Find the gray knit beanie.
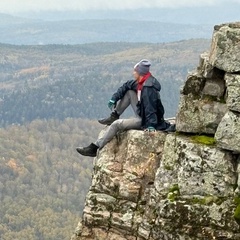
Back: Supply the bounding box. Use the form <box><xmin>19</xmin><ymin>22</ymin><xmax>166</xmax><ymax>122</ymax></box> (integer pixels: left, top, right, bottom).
<box><xmin>134</xmin><ymin>59</ymin><xmax>151</xmax><ymax>76</ymax></box>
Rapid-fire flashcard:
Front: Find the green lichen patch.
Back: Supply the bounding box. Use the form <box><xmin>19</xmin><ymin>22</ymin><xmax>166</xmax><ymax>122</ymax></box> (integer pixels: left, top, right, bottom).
<box><xmin>191</xmin><ymin>135</ymin><xmax>216</xmax><ymax>145</ymax></box>
<box><xmin>234</xmin><ymin>196</ymin><xmax>240</xmax><ymax>205</ymax></box>
<box><xmin>168</xmin><ymin>184</ymin><xmax>180</xmax><ymax>202</ymax></box>
<box><xmin>202</xmin><ymin>94</ymin><xmax>226</xmax><ymax>104</ymax></box>
<box><xmin>164</xmin><ymin>164</ymin><xmax>174</xmax><ymax>171</ymax></box>
<box><xmin>169</xmin><ymin>184</ymin><xmax>180</xmax><ymax>193</ymax></box>
<box><xmin>234</xmin><ymin>196</ymin><xmax>240</xmax><ymax>224</ymax></box>
<box><xmin>234</xmin><ymin>205</ymin><xmax>240</xmax><ymax>224</ymax></box>
<box><xmin>202</xmin><ymin>94</ymin><xmax>217</xmax><ymax>102</ymax></box>
<box><xmin>189</xmin><ymin>196</ymin><xmax>225</xmax><ymax>206</ymax></box>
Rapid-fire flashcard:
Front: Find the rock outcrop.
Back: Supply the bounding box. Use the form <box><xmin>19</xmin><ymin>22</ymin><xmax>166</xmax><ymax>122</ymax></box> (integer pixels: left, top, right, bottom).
<box><xmin>71</xmin><ymin>22</ymin><xmax>240</xmax><ymax>240</ymax></box>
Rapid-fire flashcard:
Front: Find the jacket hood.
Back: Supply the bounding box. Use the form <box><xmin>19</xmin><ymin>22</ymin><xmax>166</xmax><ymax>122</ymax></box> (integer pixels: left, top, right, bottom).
<box><xmin>143</xmin><ymin>75</ymin><xmax>161</xmax><ymax>91</ymax></box>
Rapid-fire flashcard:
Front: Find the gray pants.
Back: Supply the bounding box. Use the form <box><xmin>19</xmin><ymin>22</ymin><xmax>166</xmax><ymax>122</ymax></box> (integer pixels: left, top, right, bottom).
<box><xmin>95</xmin><ymin>90</ymin><xmax>142</xmax><ymax>149</ymax></box>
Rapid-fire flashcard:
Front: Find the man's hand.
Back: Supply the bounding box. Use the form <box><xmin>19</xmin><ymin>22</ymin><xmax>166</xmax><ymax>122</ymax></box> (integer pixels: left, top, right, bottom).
<box><xmin>145</xmin><ymin>126</ymin><xmax>156</xmax><ymax>132</ymax></box>
<box><xmin>108</xmin><ymin>100</ymin><xmax>116</xmax><ymax>110</ymax></box>
<box><xmin>144</xmin><ymin>127</ymin><xmax>156</xmax><ymax>136</ymax></box>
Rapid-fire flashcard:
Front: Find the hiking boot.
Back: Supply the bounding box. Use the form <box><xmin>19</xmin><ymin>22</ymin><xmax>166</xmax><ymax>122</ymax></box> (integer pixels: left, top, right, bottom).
<box><xmin>98</xmin><ymin>111</ymin><xmax>119</xmax><ymax>125</ymax></box>
<box><xmin>76</xmin><ymin>143</ymin><xmax>99</xmax><ymax>157</ymax></box>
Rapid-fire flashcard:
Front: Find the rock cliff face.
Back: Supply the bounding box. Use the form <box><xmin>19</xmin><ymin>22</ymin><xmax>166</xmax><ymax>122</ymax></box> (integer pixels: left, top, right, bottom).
<box><xmin>71</xmin><ymin>23</ymin><xmax>240</xmax><ymax>240</ymax></box>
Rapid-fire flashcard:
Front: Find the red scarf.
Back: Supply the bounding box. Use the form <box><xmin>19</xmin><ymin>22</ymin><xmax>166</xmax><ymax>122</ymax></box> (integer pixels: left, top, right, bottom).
<box><xmin>137</xmin><ymin>72</ymin><xmax>151</xmax><ymax>91</ymax></box>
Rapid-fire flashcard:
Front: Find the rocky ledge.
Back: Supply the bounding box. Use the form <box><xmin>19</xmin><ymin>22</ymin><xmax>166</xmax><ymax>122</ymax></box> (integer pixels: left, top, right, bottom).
<box><xmin>71</xmin><ymin>22</ymin><xmax>240</xmax><ymax>240</ymax></box>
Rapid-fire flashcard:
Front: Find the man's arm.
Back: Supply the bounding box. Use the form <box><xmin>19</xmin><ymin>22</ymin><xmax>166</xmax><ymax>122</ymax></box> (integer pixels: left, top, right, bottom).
<box><xmin>111</xmin><ymin>80</ymin><xmax>136</xmax><ymax>102</ymax></box>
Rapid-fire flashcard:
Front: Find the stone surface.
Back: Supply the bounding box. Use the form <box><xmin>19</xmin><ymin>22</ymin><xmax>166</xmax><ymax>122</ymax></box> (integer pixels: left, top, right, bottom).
<box><xmin>225</xmin><ymin>73</ymin><xmax>240</xmax><ymax>112</ymax></box>
<box><xmin>198</xmin><ymin>52</ymin><xmax>213</xmax><ymax>78</ymax></box>
<box><xmin>181</xmin><ymin>70</ymin><xmax>205</xmax><ymax>96</ymax></box>
<box><xmin>155</xmin><ymin>134</ymin><xmax>236</xmax><ymax>197</ymax></box>
<box><xmin>202</xmin><ymin>78</ymin><xmax>225</xmax><ymax>98</ymax></box>
<box><xmin>176</xmin><ymin>94</ymin><xmax>227</xmax><ymax>134</ymax></box>
<box><xmin>72</xmin><ymin>131</ymin><xmax>239</xmax><ymax>240</ymax></box>
<box><xmin>209</xmin><ymin>22</ymin><xmax>240</xmax><ymax>73</ymax></box>
<box><xmin>215</xmin><ymin>111</ymin><xmax>240</xmax><ymax>152</ymax></box>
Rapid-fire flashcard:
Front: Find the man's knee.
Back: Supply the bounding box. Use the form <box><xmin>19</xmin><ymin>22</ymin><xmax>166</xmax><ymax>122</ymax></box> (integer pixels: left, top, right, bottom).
<box><xmin>111</xmin><ymin>118</ymin><xmax>141</xmax><ymax>131</ymax></box>
<box><xmin>126</xmin><ymin>90</ymin><xmax>136</xmax><ymax>97</ymax></box>
<box><xmin>111</xmin><ymin>119</ymin><xmax>124</xmax><ymax>129</ymax></box>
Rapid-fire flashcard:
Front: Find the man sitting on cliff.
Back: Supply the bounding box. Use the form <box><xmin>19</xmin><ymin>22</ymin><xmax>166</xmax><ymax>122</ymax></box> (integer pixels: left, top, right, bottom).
<box><xmin>76</xmin><ymin>59</ymin><xmax>171</xmax><ymax>157</ymax></box>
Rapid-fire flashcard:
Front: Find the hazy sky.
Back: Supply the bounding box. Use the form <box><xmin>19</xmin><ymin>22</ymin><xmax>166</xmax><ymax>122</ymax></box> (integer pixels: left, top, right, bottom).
<box><xmin>1</xmin><ymin>0</ymin><xmax>240</xmax><ymax>13</ymax></box>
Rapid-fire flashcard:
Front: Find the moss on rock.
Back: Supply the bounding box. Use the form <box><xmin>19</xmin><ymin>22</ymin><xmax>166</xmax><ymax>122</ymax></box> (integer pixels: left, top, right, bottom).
<box><xmin>168</xmin><ymin>184</ymin><xmax>180</xmax><ymax>202</ymax></box>
<box><xmin>234</xmin><ymin>196</ymin><xmax>240</xmax><ymax>224</ymax></box>
<box><xmin>191</xmin><ymin>135</ymin><xmax>216</xmax><ymax>145</ymax></box>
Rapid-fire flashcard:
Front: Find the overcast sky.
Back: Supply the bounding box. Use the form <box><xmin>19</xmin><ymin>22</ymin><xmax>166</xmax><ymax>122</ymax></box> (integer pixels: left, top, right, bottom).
<box><xmin>1</xmin><ymin>0</ymin><xmax>240</xmax><ymax>13</ymax></box>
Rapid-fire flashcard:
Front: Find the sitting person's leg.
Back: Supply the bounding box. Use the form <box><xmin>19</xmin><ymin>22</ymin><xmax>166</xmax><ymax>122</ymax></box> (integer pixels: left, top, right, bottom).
<box><xmin>99</xmin><ymin>90</ymin><xmax>138</xmax><ymax>125</ymax></box>
<box><xmin>96</xmin><ymin>117</ymin><xmax>141</xmax><ymax>149</ymax></box>
<box><xmin>77</xmin><ymin>117</ymin><xmax>141</xmax><ymax>157</ymax></box>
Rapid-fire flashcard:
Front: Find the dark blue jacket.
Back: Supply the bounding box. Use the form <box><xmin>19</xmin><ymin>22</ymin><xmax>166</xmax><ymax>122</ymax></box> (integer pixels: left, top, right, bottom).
<box><xmin>111</xmin><ymin>75</ymin><xmax>166</xmax><ymax>130</ymax></box>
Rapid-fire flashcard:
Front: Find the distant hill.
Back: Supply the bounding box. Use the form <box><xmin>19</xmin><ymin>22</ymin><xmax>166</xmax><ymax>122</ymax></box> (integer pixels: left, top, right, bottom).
<box><xmin>0</xmin><ymin>13</ymin><xmax>212</xmax><ymax>45</ymax></box>
<box><xmin>0</xmin><ymin>40</ymin><xmax>210</xmax><ymax>127</ymax></box>
<box><xmin>13</xmin><ymin>6</ymin><xmax>239</xmax><ymax>25</ymax></box>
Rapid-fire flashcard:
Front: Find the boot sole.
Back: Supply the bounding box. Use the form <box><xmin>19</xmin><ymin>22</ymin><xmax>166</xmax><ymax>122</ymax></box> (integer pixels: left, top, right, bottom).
<box><xmin>98</xmin><ymin>120</ymin><xmax>111</xmax><ymax>125</ymax></box>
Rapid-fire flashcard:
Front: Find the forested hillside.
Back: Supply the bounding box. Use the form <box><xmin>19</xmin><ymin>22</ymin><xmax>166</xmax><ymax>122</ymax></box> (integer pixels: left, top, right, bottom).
<box><xmin>0</xmin><ymin>40</ymin><xmax>211</xmax><ymax>239</ymax></box>
<box><xmin>0</xmin><ymin>118</ymin><xmax>102</xmax><ymax>239</ymax></box>
<box><xmin>0</xmin><ymin>40</ymin><xmax>210</xmax><ymax>127</ymax></box>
